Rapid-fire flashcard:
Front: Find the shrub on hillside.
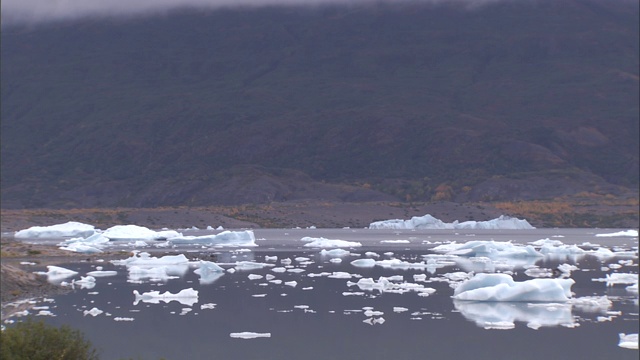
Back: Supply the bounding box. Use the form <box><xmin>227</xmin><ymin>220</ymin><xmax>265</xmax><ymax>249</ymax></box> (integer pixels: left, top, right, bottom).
<box><xmin>0</xmin><ymin>319</ymin><xmax>99</xmax><ymax>360</ymax></box>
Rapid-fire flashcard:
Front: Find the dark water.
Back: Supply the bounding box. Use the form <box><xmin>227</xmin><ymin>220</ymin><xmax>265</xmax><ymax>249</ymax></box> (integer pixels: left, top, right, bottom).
<box><xmin>5</xmin><ymin>228</ymin><xmax>638</xmax><ymax>360</ymax></box>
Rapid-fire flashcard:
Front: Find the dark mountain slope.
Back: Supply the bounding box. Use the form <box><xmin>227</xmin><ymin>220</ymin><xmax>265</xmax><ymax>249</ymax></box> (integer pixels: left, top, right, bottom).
<box><xmin>1</xmin><ymin>0</ymin><xmax>638</xmax><ymax>208</ymax></box>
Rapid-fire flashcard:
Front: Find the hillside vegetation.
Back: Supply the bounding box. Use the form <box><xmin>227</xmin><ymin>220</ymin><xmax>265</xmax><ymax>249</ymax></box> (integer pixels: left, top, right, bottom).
<box><xmin>1</xmin><ymin>0</ymin><xmax>638</xmax><ymax>209</ymax></box>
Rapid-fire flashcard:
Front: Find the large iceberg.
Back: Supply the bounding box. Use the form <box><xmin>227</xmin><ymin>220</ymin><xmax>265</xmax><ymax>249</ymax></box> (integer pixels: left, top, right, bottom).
<box><xmin>15</xmin><ymin>221</ymin><xmax>96</xmax><ymax>239</ymax></box>
<box><xmin>453</xmin><ymin>273</ymin><xmax>574</xmax><ymax>302</ymax></box>
<box><xmin>369</xmin><ymin>214</ymin><xmax>534</xmax><ymax>230</ymax></box>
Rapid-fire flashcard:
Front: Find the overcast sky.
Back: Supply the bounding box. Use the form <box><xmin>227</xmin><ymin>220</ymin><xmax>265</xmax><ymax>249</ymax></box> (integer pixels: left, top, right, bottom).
<box><xmin>1</xmin><ymin>0</ymin><xmax>502</xmax><ymax>26</ymax></box>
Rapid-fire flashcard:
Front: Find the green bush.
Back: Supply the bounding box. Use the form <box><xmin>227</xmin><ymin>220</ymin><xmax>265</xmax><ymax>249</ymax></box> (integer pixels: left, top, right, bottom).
<box><xmin>0</xmin><ymin>319</ymin><xmax>100</xmax><ymax>360</ymax></box>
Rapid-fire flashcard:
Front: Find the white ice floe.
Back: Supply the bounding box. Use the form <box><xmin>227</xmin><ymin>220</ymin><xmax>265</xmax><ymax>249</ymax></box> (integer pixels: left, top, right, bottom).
<box><xmin>168</xmin><ymin>230</ymin><xmax>257</xmax><ymax>247</ymax></box>
<box><xmin>592</xmin><ymin>273</ymin><xmax>638</xmax><ymax>286</ymax></box>
<box><xmin>320</xmin><ymin>249</ymin><xmax>352</xmax><ymax>257</ymax></box>
<box><xmin>596</xmin><ymin>230</ymin><xmax>638</xmax><ymax>237</ymax></box>
<box><xmin>15</xmin><ymin>221</ymin><xmax>96</xmax><ymax>239</ymax></box>
<box><xmin>568</xmin><ymin>296</ymin><xmax>612</xmax><ymax>313</ymax></box>
<box><xmin>102</xmin><ymin>225</ymin><xmax>180</xmax><ymax>241</ymax></box>
<box><xmin>454</xmin><ymin>300</ymin><xmax>575</xmax><ymax>330</ymax></box>
<box><xmin>83</xmin><ymin>307</ymin><xmax>103</xmax><ymax>317</ymax></box>
<box><xmin>193</xmin><ymin>260</ymin><xmax>225</xmax><ymax>284</ymax></box>
<box><xmin>301</xmin><ymin>237</ymin><xmax>362</xmax><ymax>248</ymax></box>
<box><xmin>380</xmin><ymin>240</ymin><xmax>410</xmax><ymax>244</ymax></box>
<box><xmin>229</xmin><ymin>332</ymin><xmax>271</xmax><ymax>339</ymax></box>
<box><xmin>433</xmin><ymin>241</ymin><xmax>542</xmax><ymax>259</ymax></box>
<box><xmin>112</xmin><ymin>252</ymin><xmax>189</xmax><ymax>267</ymax></box>
<box><xmin>86</xmin><ymin>270</ymin><xmax>118</xmax><ymax>277</ymax></box>
<box><xmin>351</xmin><ymin>259</ymin><xmax>376</xmax><ymax>268</ymax></box>
<box><xmin>73</xmin><ymin>276</ymin><xmax>96</xmax><ymax>289</ymax></box>
<box><xmin>351</xmin><ymin>277</ymin><xmax>436</xmax><ymax>295</ymax></box>
<box><xmin>453</xmin><ymin>273</ymin><xmax>574</xmax><ymax>302</ymax></box>
<box><xmin>369</xmin><ymin>214</ymin><xmax>534</xmax><ymax>230</ymax></box>
<box><xmin>233</xmin><ymin>261</ymin><xmax>275</xmax><ymax>271</ymax></box>
<box><xmin>618</xmin><ymin>333</ymin><xmax>638</xmax><ymax>350</ymax></box>
<box><xmin>133</xmin><ymin>288</ymin><xmax>199</xmax><ymax>306</ymax></box>
<box><xmin>36</xmin><ymin>266</ymin><xmax>79</xmax><ymax>283</ymax></box>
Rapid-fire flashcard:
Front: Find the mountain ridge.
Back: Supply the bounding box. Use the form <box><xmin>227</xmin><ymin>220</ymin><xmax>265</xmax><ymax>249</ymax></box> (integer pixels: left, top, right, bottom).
<box><xmin>1</xmin><ymin>0</ymin><xmax>638</xmax><ymax>210</ymax></box>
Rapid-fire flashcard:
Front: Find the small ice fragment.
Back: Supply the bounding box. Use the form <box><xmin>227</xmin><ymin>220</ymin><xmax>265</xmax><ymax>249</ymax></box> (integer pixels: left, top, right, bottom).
<box><xmin>230</xmin><ymin>332</ymin><xmax>271</xmax><ymax>339</ymax></box>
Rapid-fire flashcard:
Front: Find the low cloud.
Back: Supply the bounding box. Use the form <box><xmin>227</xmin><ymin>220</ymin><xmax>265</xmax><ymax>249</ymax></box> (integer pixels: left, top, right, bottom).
<box><xmin>1</xmin><ymin>0</ymin><xmax>501</xmax><ymax>26</ymax></box>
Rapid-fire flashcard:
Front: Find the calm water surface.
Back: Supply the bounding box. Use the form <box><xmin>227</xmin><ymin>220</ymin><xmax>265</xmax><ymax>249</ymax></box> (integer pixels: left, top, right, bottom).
<box><xmin>5</xmin><ymin>228</ymin><xmax>639</xmax><ymax>360</ymax></box>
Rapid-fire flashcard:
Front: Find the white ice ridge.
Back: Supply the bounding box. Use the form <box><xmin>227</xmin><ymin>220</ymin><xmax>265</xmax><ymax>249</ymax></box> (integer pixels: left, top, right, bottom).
<box><xmin>229</xmin><ymin>332</ymin><xmax>271</xmax><ymax>339</ymax></box>
<box><xmin>368</xmin><ymin>214</ymin><xmax>534</xmax><ymax>230</ymax></box>
<box><xmin>453</xmin><ymin>273</ymin><xmax>574</xmax><ymax>302</ymax></box>
<box><xmin>301</xmin><ymin>237</ymin><xmax>362</xmax><ymax>248</ymax></box>
<box><xmin>133</xmin><ymin>288</ymin><xmax>199</xmax><ymax>306</ymax></box>
<box><xmin>168</xmin><ymin>230</ymin><xmax>257</xmax><ymax>247</ymax></box>
<box><xmin>596</xmin><ymin>230</ymin><xmax>638</xmax><ymax>237</ymax></box>
<box><xmin>15</xmin><ymin>221</ymin><xmax>96</xmax><ymax>239</ymax></box>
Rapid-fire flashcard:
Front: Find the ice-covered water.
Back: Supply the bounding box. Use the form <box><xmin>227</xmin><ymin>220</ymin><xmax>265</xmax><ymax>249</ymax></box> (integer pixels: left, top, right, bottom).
<box><xmin>3</xmin><ymin>227</ymin><xmax>638</xmax><ymax>359</ymax></box>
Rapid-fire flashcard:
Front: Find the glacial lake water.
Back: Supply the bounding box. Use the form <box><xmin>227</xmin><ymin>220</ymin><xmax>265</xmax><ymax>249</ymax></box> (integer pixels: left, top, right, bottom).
<box><xmin>4</xmin><ymin>228</ymin><xmax>639</xmax><ymax>360</ymax></box>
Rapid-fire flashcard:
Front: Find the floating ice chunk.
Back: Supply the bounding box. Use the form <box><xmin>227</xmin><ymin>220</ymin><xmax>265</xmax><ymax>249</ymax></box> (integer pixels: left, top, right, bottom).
<box><xmin>369</xmin><ymin>214</ymin><xmax>534</xmax><ymax>230</ymax></box>
<box><xmin>248</xmin><ymin>274</ymin><xmax>263</xmax><ymax>280</ymax></box>
<box><xmin>454</xmin><ymin>300</ymin><xmax>574</xmax><ymax>329</ymax></box>
<box><xmin>284</xmin><ymin>281</ymin><xmax>297</xmax><ymax>287</ymax></box>
<box><xmin>201</xmin><ymin>303</ymin><xmax>216</xmax><ymax>310</ymax></box>
<box><xmin>557</xmin><ymin>264</ymin><xmax>579</xmax><ymax>276</ymax></box>
<box><xmin>375</xmin><ymin>259</ymin><xmax>430</xmax><ymax>269</ymax></box>
<box><xmin>265</xmin><ymin>256</ymin><xmax>278</xmax><ymax>262</ymax></box>
<box><xmin>365</xmin><ymin>252</ymin><xmax>380</xmax><ymax>258</ymax></box>
<box><xmin>15</xmin><ymin>221</ymin><xmax>96</xmax><ymax>239</ymax></box>
<box><xmin>233</xmin><ymin>261</ymin><xmax>274</xmax><ymax>271</ymax></box>
<box><xmin>627</xmin><ymin>283</ymin><xmax>638</xmax><ymax>293</ymax></box>
<box><xmin>36</xmin><ymin>266</ymin><xmax>78</xmax><ymax>283</ymax></box>
<box><xmin>133</xmin><ymin>288</ymin><xmax>198</xmax><ymax>306</ymax></box>
<box><xmin>114</xmin><ymin>317</ymin><xmax>135</xmax><ymax>321</ymax></box>
<box><xmin>453</xmin><ymin>273</ymin><xmax>574</xmax><ymax>302</ymax></box>
<box><xmin>112</xmin><ymin>252</ymin><xmax>189</xmax><ymax>267</ymax></box>
<box><xmin>229</xmin><ymin>332</ymin><xmax>271</xmax><ymax>339</ymax></box>
<box><xmin>596</xmin><ymin>230</ymin><xmax>638</xmax><ymax>237</ymax></box>
<box><xmin>351</xmin><ymin>259</ymin><xmax>376</xmax><ymax>268</ymax></box>
<box><xmin>618</xmin><ymin>333</ymin><xmax>638</xmax><ymax>350</ymax></box>
<box><xmin>169</xmin><ymin>230</ymin><xmax>257</xmax><ymax>247</ymax></box>
<box><xmin>59</xmin><ymin>243</ymin><xmax>103</xmax><ymax>253</ymax></box>
<box><xmin>302</xmin><ymin>237</ymin><xmax>362</xmax><ymax>248</ymax></box>
<box><xmin>86</xmin><ymin>270</ymin><xmax>117</xmax><ymax>277</ymax></box>
<box><xmin>83</xmin><ymin>307</ymin><xmax>103</xmax><ymax>317</ymax></box>
<box><xmin>194</xmin><ymin>260</ymin><xmax>224</xmax><ymax>274</ymax></box>
<box><xmin>363</xmin><ymin>317</ymin><xmax>385</xmax><ymax>325</ymax></box>
<box><xmin>102</xmin><ymin>225</ymin><xmax>180</xmax><ymax>241</ymax></box>
<box><xmin>320</xmin><ymin>249</ymin><xmax>351</xmax><ymax>257</ymax></box>
<box><xmin>73</xmin><ymin>276</ymin><xmax>96</xmax><ymax>289</ymax></box>
<box><xmin>524</xmin><ymin>267</ymin><xmax>553</xmax><ymax>278</ymax></box>
<box><xmin>329</xmin><ymin>258</ymin><xmax>342</xmax><ymax>263</ymax></box>
<box><xmin>592</xmin><ymin>273</ymin><xmax>638</xmax><ymax>286</ymax></box>
<box><xmin>394</xmin><ymin>307</ymin><xmax>409</xmax><ymax>313</ymax></box>
<box><xmin>380</xmin><ymin>240</ymin><xmax>410</xmax><ymax>244</ymax></box>
<box><xmin>529</xmin><ymin>238</ymin><xmax>564</xmax><ymax>246</ymax></box>
<box><xmin>433</xmin><ymin>241</ymin><xmax>542</xmax><ymax>259</ymax></box>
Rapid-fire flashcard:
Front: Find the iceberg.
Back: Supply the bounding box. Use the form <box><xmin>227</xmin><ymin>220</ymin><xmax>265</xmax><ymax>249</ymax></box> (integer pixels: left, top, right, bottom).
<box><xmin>301</xmin><ymin>237</ymin><xmax>362</xmax><ymax>248</ymax></box>
<box><xmin>168</xmin><ymin>230</ymin><xmax>257</xmax><ymax>247</ymax></box>
<box><xmin>15</xmin><ymin>221</ymin><xmax>96</xmax><ymax>239</ymax></box>
<box><xmin>103</xmin><ymin>225</ymin><xmax>180</xmax><ymax>241</ymax></box>
<box><xmin>369</xmin><ymin>214</ymin><xmax>534</xmax><ymax>230</ymax></box>
<box><xmin>133</xmin><ymin>288</ymin><xmax>199</xmax><ymax>306</ymax></box>
<box><xmin>36</xmin><ymin>266</ymin><xmax>79</xmax><ymax>284</ymax></box>
<box><xmin>453</xmin><ymin>273</ymin><xmax>574</xmax><ymax>302</ymax></box>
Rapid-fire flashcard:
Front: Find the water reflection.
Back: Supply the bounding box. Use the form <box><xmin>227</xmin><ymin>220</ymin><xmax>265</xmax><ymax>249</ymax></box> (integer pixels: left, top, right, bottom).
<box><xmin>454</xmin><ymin>300</ymin><xmax>575</xmax><ymax>329</ymax></box>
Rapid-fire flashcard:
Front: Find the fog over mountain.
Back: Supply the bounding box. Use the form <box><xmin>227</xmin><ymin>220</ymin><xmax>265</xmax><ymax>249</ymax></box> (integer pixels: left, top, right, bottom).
<box><xmin>2</xmin><ymin>0</ymin><xmax>501</xmax><ymax>26</ymax></box>
<box><xmin>1</xmin><ymin>0</ymin><xmax>638</xmax><ymax>211</ymax></box>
